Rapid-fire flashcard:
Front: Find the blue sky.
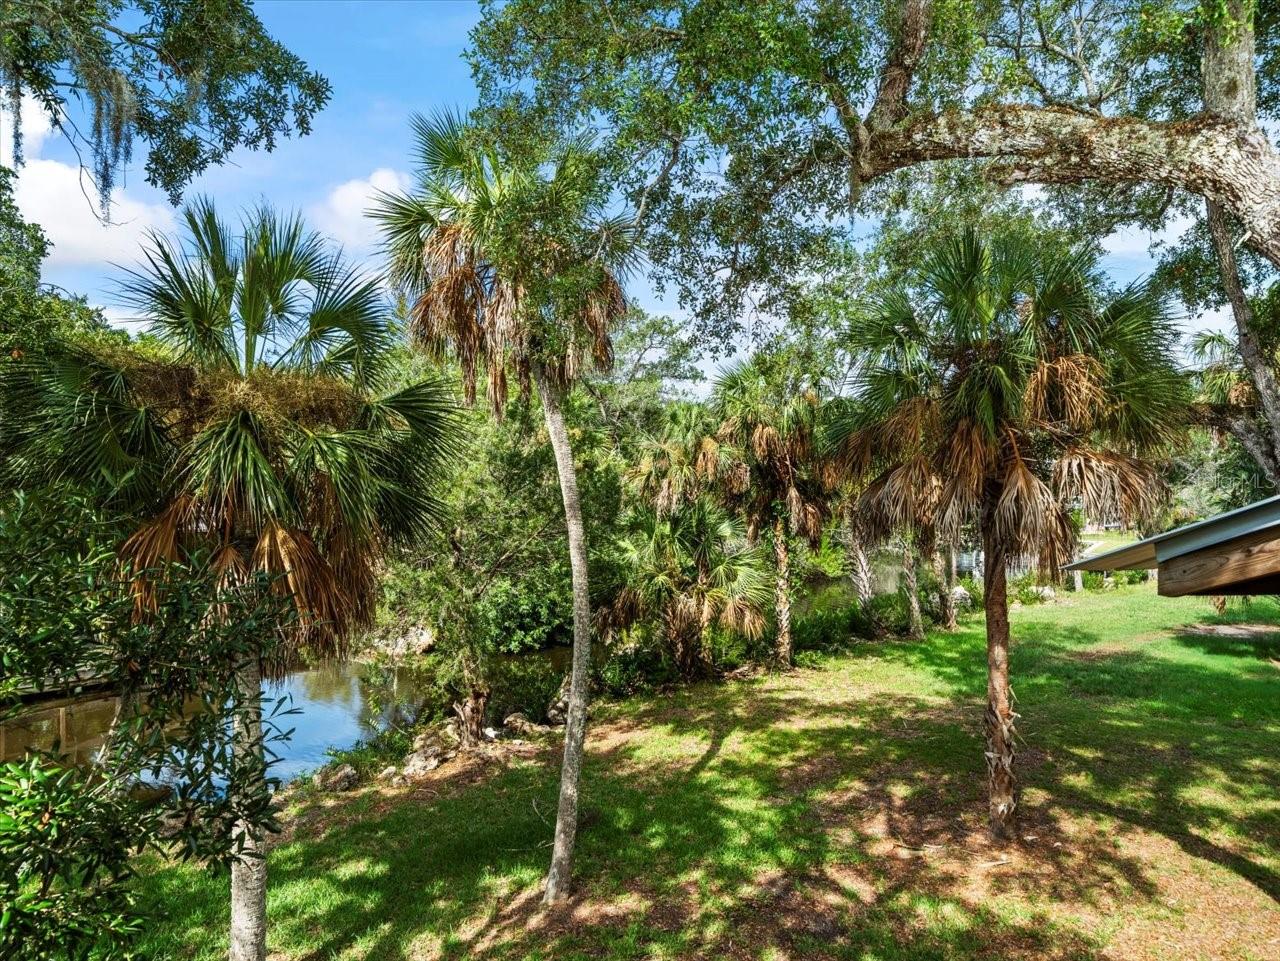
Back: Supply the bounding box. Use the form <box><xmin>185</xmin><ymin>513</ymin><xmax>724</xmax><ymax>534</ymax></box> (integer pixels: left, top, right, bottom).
<box><xmin>0</xmin><ymin>0</ymin><xmax>1228</xmax><ymax>343</ymax></box>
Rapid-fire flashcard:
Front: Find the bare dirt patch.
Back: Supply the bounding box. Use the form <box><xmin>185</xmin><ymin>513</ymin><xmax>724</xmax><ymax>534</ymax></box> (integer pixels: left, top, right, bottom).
<box><xmin>1185</xmin><ymin>623</ymin><xmax>1280</xmax><ymax>640</ymax></box>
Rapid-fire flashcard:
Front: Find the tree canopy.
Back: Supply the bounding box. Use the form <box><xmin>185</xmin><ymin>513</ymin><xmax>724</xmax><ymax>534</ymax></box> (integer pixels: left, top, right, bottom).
<box><xmin>1</xmin><ymin>0</ymin><xmax>330</xmax><ymax>203</ymax></box>
<box><xmin>470</xmin><ymin>0</ymin><xmax>1280</xmax><ymax>334</ymax></box>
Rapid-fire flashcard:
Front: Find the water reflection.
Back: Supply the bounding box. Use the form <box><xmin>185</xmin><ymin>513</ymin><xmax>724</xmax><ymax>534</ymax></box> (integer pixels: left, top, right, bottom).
<box><xmin>1</xmin><ymin>661</ymin><xmax>426</xmax><ymax>782</ymax></box>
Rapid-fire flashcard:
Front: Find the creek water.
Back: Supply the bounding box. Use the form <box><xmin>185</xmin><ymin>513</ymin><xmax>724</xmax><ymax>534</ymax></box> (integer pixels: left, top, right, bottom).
<box><xmin>3</xmin><ymin>646</ymin><xmax>574</xmax><ymax>781</ymax></box>
<box><xmin>2</xmin><ymin>660</ymin><xmax>428</xmax><ymax>782</ymax></box>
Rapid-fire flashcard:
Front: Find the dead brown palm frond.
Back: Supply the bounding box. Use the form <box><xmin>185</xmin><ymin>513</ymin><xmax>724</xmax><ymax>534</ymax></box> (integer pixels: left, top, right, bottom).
<box><xmin>595</xmin><ymin>585</ymin><xmax>645</xmax><ymax>642</ymax></box>
<box><xmin>252</xmin><ymin>520</ymin><xmax>348</xmax><ymax>660</ymax></box>
<box><xmin>941</xmin><ymin>419</ymin><xmax>997</xmax><ymax>503</ymax></box>
<box><xmin>122</xmin><ymin>495</ymin><xmax>205</xmax><ymax>617</ymax></box>
<box><xmin>720</xmin><ymin>597</ymin><xmax>766</xmax><ymax>640</ymax></box>
<box><xmin>751</xmin><ymin>423</ymin><xmax>782</xmax><ymax>462</ymax></box>
<box><xmin>210</xmin><ymin>542</ymin><xmax>249</xmax><ymax>589</ymax></box>
<box><xmin>1227</xmin><ymin>380</ymin><xmax>1255</xmax><ymax>407</ymax></box>
<box><xmin>860</xmin><ymin>454</ymin><xmax>939</xmax><ymax>543</ymax></box>
<box><xmin>1053</xmin><ymin>446</ymin><xmax>1164</xmax><ymax>527</ymax></box>
<box><xmin>886</xmin><ymin>454</ymin><xmax>939</xmax><ymax>527</ymax></box>
<box><xmin>932</xmin><ymin>419</ymin><xmax>995</xmax><ymax>540</ymax></box>
<box><xmin>695</xmin><ymin>435</ymin><xmax>721</xmax><ymax>480</ymax></box>
<box><xmin>326</xmin><ymin>523</ymin><xmax>380</xmax><ymax>632</ymax></box>
<box><xmin>882</xmin><ymin>395</ymin><xmax>940</xmax><ymax>453</ymax></box>
<box><xmin>1033</xmin><ymin>505</ymin><xmax>1077</xmax><ymax>578</ymax></box>
<box><xmin>994</xmin><ymin>442</ymin><xmax>1069</xmax><ymax>561</ymax></box>
<box><xmin>831</xmin><ymin>423</ymin><xmax>877</xmax><ymax>484</ymax></box>
<box><xmin>723</xmin><ymin>460</ymin><xmax>751</xmax><ymax>496</ymax></box>
<box><xmin>121</xmin><ymin>493</ymin><xmax>198</xmax><ymax>573</ymax></box>
<box><xmin>585</xmin><ymin>274</ymin><xmax>624</xmax><ymax>369</ymax></box>
<box><xmin>1024</xmin><ymin>354</ymin><xmax>1105</xmax><ymax>430</ymax></box>
<box><xmin>793</xmin><ymin>500</ymin><xmax>825</xmax><ymax>547</ymax></box>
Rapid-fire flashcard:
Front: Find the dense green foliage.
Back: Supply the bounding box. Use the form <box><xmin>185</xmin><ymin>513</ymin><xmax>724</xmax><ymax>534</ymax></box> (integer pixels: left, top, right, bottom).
<box><xmin>0</xmin><ymin>170</ymin><xmax>106</xmax><ymax>356</ymax></box>
<box><xmin>6</xmin><ymin>2</ymin><xmax>1280</xmax><ymax>954</ymax></box>
<box><xmin>1</xmin><ymin>0</ymin><xmax>330</xmax><ymax>202</ymax></box>
<box><xmin>130</xmin><ymin>584</ymin><xmax>1280</xmax><ymax>961</ymax></box>
<box><xmin>0</xmin><ymin>488</ymin><xmax>289</xmax><ymax>960</ymax></box>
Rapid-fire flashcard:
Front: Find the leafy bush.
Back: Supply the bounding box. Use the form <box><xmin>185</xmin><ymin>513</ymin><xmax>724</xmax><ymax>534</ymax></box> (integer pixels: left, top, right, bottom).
<box><xmin>793</xmin><ymin>604</ymin><xmax>877</xmax><ymax>651</ymax></box>
<box><xmin>0</xmin><ymin>757</ymin><xmax>142</xmax><ymax>961</ymax></box>
<box><xmin>0</xmin><ymin>487</ymin><xmax>294</xmax><ymax>954</ymax></box>
<box><xmin>487</xmin><ymin>654</ymin><xmax>565</xmax><ymax>724</ymax></box>
<box><xmin>325</xmin><ymin>726</ymin><xmax>414</xmax><ymax>782</ymax></box>
<box><xmin>706</xmin><ymin>625</ymin><xmax>756</xmax><ymax>671</ymax></box>
<box><xmin>1113</xmin><ymin>568</ymin><xmax>1148</xmax><ymax>586</ymax></box>
<box><xmin>868</xmin><ymin>591</ymin><xmax>911</xmax><ymax>635</ymax></box>
<box><xmin>595</xmin><ymin>640</ymin><xmax>680</xmax><ymax>697</ymax></box>
<box><xmin>1009</xmin><ymin>572</ymin><xmax>1049</xmax><ymax>606</ymax></box>
<box><xmin>476</xmin><ymin>579</ymin><xmax>572</xmax><ymax>654</ymax></box>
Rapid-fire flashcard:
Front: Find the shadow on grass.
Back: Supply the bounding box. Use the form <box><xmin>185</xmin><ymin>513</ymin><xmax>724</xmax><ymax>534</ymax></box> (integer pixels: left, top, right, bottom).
<box><xmin>135</xmin><ymin>591</ymin><xmax>1280</xmax><ymax>960</ymax></box>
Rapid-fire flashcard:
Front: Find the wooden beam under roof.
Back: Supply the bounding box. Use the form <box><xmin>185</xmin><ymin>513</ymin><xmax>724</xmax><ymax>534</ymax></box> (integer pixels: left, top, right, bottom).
<box><xmin>1158</xmin><ymin>526</ymin><xmax>1280</xmax><ymax>597</ymax></box>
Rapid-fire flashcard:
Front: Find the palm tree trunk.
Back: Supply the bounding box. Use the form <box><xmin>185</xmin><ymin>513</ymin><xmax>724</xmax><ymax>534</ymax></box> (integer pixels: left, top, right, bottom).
<box><xmin>933</xmin><ymin>549</ymin><xmax>956</xmax><ymax>631</ymax></box>
<box><xmin>538</xmin><ymin>371</ymin><xmax>593</xmax><ymax>904</ymax></box>
<box><xmin>842</xmin><ymin>518</ymin><xmax>874</xmax><ymax>614</ymax></box>
<box><xmin>697</xmin><ymin>592</ymin><xmax>715</xmax><ymax>677</ymax></box>
<box><xmin>903</xmin><ymin>543</ymin><xmax>925</xmax><ymax>640</ymax></box>
<box><xmin>229</xmin><ymin>658</ymin><xmax>267</xmax><ymax>961</ymax></box>
<box><xmin>980</xmin><ymin>513</ymin><xmax>1018</xmax><ymax>840</ymax></box>
<box><xmin>772</xmin><ymin>517</ymin><xmax>792</xmax><ymax>668</ymax></box>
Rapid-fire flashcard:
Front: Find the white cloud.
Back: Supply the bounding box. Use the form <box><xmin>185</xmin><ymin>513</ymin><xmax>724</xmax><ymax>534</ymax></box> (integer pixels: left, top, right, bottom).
<box><xmin>3</xmin><ymin>92</ymin><xmax>175</xmax><ymax>269</ymax></box>
<box><xmin>1101</xmin><ymin>214</ymin><xmax>1194</xmax><ymax>258</ymax></box>
<box><xmin>0</xmin><ymin>94</ymin><xmax>52</xmax><ymax>167</ymax></box>
<box><xmin>308</xmin><ymin>167</ymin><xmax>411</xmax><ymax>256</ymax></box>
<box><xmin>1188</xmin><ymin>303</ymin><xmax>1234</xmax><ymax>336</ymax></box>
<box><xmin>13</xmin><ymin>159</ymin><xmax>176</xmax><ymax>267</ymax></box>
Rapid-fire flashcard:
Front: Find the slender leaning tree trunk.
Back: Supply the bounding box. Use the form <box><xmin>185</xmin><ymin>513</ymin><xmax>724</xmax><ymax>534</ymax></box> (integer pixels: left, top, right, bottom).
<box><xmin>772</xmin><ymin>516</ymin><xmax>792</xmax><ymax>668</ymax></box>
<box><xmin>538</xmin><ymin>372</ymin><xmax>594</xmax><ymax>904</ymax></box>
<box><xmin>933</xmin><ymin>549</ymin><xmax>956</xmax><ymax>631</ymax></box>
<box><xmin>229</xmin><ymin>658</ymin><xmax>267</xmax><ymax>961</ymax></box>
<box><xmin>697</xmin><ymin>586</ymin><xmax>715</xmax><ymax>677</ymax></box>
<box><xmin>980</xmin><ymin>509</ymin><xmax>1018</xmax><ymax>840</ymax></box>
<box><xmin>903</xmin><ymin>543</ymin><xmax>925</xmax><ymax>640</ymax></box>
<box><xmin>842</xmin><ymin>516</ymin><xmax>875</xmax><ymax>615</ymax></box>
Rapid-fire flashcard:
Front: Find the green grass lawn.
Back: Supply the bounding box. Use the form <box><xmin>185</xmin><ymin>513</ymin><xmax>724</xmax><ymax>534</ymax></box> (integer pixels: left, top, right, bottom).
<box><xmin>134</xmin><ymin>586</ymin><xmax>1280</xmax><ymax>960</ymax></box>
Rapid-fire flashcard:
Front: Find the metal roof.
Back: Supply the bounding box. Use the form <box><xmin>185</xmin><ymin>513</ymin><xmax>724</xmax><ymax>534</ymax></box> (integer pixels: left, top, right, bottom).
<box><xmin>1066</xmin><ymin>494</ymin><xmax>1280</xmax><ymax>571</ymax></box>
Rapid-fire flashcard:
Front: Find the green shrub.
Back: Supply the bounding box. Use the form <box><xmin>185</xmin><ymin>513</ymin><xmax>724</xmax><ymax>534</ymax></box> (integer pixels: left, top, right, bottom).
<box><xmin>1113</xmin><ymin>568</ymin><xmax>1148</xmax><ymax>586</ymax></box>
<box><xmin>325</xmin><ymin>726</ymin><xmax>414</xmax><ymax>782</ymax></box>
<box><xmin>868</xmin><ymin>592</ymin><xmax>910</xmax><ymax>635</ymax></box>
<box><xmin>1009</xmin><ymin>572</ymin><xmax>1048</xmax><ymax>605</ymax></box>
<box><xmin>596</xmin><ymin>640</ymin><xmax>680</xmax><ymax>696</ymax></box>
<box><xmin>706</xmin><ymin>625</ymin><xmax>756</xmax><ymax>671</ymax></box>
<box><xmin>793</xmin><ymin>603</ymin><xmax>878</xmax><ymax>651</ymax></box>
<box><xmin>0</xmin><ymin>756</ymin><xmax>142</xmax><ymax>961</ymax></box>
<box><xmin>487</xmin><ymin>654</ymin><xmax>565</xmax><ymax>724</ymax></box>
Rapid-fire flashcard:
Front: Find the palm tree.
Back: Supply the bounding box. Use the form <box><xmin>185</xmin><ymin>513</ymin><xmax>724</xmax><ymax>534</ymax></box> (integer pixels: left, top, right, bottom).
<box><xmin>707</xmin><ymin>355</ymin><xmax>828</xmax><ymax>668</ymax></box>
<box><xmin>629</xmin><ymin>401</ymin><xmax>724</xmax><ymax>515</ymax></box>
<box><xmin>836</xmin><ymin>496</ymin><xmax>876</xmax><ymax>618</ymax></box>
<box><xmin>601</xmin><ymin>497</ymin><xmax>770</xmax><ymax>677</ymax></box>
<box><xmin>371</xmin><ymin>111</ymin><xmax>635</xmax><ymax>902</ymax></box>
<box><xmin>0</xmin><ymin>200</ymin><xmax>459</xmax><ymax>961</ymax></box>
<box><xmin>829</xmin><ymin>229</ymin><xmax>1185</xmax><ymax>839</ymax></box>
